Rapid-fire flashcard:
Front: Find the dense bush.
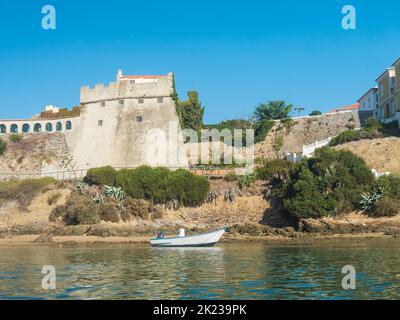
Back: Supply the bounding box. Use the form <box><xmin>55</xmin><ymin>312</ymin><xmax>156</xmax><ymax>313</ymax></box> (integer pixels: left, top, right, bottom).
<box><xmin>84</xmin><ymin>166</ymin><xmax>210</xmax><ymax>207</ymax></box>
<box><xmin>280</xmin><ymin>147</ymin><xmax>374</xmax><ymax>220</ymax></box>
<box><xmin>365</xmin><ymin>117</ymin><xmax>383</xmax><ymax>132</ymax></box>
<box><xmin>369</xmin><ymin>196</ymin><xmax>400</xmax><ymax>217</ymax></box>
<box><xmin>373</xmin><ymin>175</ymin><xmax>400</xmax><ymax>198</ymax></box>
<box><xmin>254</xmin><ymin>120</ymin><xmax>275</xmax><ymax>143</ymax></box>
<box><xmin>223</xmin><ymin>173</ymin><xmax>239</xmax><ymax>182</ymax></box>
<box><xmin>0</xmin><ymin>177</ymin><xmax>56</xmax><ymax>209</ymax></box>
<box><xmin>161</xmin><ymin>169</ymin><xmax>210</xmax><ymax>206</ymax></box>
<box><xmin>9</xmin><ymin>134</ymin><xmax>23</xmax><ymax>143</ymax></box>
<box><xmin>99</xmin><ymin>204</ymin><xmax>120</xmax><ymax>222</ymax></box>
<box><xmin>329</xmin><ymin>129</ymin><xmax>382</xmax><ymax>147</ymax></box>
<box><xmin>255</xmin><ymin>159</ymin><xmax>294</xmax><ymax>181</ymax></box>
<box><xmin>84</xmin><ymin>166</ymin><xmax>117</xmax><ymax>186</ymax></box>
<box><xmin>0</xmin><ymin>138</ymin><xmax>6</xmax><ymax>155</ymax></box>
<box><xmin>360</xmin><ymin>175</ymin><xmax>400</xmax><ymax>217</ymax></box>
<box><xmin>50</xmin><ymin>193</ymin><xmax>100</xmax><ymax>225</ymax></box>
<box><xmin>329</xmin><ymin>117</ymin><xmax>385</xmax><ymax>147</ymax></box>
<box><xmin>115</xmin><ymin>166</ymin><xmax>209</xmax><ymax>207</ymax></box>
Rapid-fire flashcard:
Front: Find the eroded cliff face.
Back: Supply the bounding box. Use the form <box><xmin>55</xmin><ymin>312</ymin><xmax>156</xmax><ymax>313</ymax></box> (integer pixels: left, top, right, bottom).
<box><xmin>0</xmin><ymin>133</ymin><xmax>72</xmax><ymax>179</ymax></box>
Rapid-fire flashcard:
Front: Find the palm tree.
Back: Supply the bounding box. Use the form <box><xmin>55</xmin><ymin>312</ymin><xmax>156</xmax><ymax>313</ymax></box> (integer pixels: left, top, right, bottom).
<box><xmin>254</xmin><ymin>100</ymin><xmax>293</xmax><ymax>121</ymax></box>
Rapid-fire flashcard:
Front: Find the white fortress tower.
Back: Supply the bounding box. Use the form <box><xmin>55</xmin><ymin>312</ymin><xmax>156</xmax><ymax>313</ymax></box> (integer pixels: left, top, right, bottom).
<box><xmin>63</xmin><ymin>70</ymin><xmax>188</xmax><ymax>171</ymax></box>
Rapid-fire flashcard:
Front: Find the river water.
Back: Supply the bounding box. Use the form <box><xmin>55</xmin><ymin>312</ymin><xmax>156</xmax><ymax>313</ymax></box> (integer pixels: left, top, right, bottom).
<box><xmin>0</xmin><ymin>241</ymin><xmax>399</xmax><ymax>299</ymax></box>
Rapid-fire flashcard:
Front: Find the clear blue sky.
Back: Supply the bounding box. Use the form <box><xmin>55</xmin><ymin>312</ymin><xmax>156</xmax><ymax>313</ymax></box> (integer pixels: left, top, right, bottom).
<box><xmin>0</xmin><ymin>0</ymin><xmax>399</xmax><ymax>123</ymax></box>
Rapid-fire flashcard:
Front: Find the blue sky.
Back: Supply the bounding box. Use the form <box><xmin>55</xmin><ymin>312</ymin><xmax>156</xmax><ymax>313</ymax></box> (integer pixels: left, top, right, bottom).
<box><xmin>0</xmin><ymin>0</ymin><xmax>399</xmax><ymax>123</ymax></box>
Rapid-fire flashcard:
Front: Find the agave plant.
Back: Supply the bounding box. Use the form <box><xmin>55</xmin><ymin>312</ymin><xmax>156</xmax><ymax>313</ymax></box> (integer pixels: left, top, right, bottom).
<box><xmin>103</xmin><ymin>185</ymin><xmax>126</xmax><ymax>202</ymax></box>
<box><xmin>360</xmin><ymin>186</ymin><xmax>384</xmax><ymax>212</ymax></box>
<box><xmin>73</xmin><ymin>180</ymin><xmax>89</xmax><ymax>195</ymax></box>
<box><xmin>93</xmin><ymin>192</ymin><xmax>105</xmax><ymax>206</ymax></box>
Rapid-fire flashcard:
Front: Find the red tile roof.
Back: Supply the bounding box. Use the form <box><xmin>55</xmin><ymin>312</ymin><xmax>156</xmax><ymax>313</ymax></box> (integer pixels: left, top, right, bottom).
<box><xmin>328</xmin><ymin>103</ymin><xmax>360</xmax><ymax>113</ymax></box>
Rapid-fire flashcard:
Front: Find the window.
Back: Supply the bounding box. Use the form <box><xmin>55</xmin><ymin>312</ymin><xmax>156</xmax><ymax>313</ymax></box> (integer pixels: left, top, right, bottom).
<box><xmin>66</xmin><ymin>121</ymin><xmax>72</xmax><ymax>130</ymax></box>
<box><xmin>157</xmin><ymin>97</ymin><xmax>163</xmax><ymax>103</ymax></box>
<box><xmin>10</xmin><ymin>124</ymin><xmax>18</xmax><ymax>133</ymax></box>
<box><xmin>101</xmin><ymin>101</ymin><xmax>106</xmax><ymax>107</ymax></box>
<box><xmin>138</xmin><ymin>98</ymin><xmax>144</xmax><ymax>104</ymax></box>
<box><xmin>46</xmin><ymin>123</ymin><xmax>53</xmax><ymax>132</ymax></box>
<box><xmin>0</xmin><ymin>124</ymin><xmax>6</xmax><ymax>134</ymax></box>
<box><xmin>130</xmin><ymin>80</ymin><xmax>135</xmax><ymax>84</ymax></box>
<box><xmin>56</xmin><ymin>122</ymin><xmax>62</xmax><ymax>131</ymax></box>
<box><xmin>136</xmin><ymin>116</ymin><xmax>143</xmax><ymax>123</ymax></box>
<box><xmin>98</xmin><ymin>120</ymin><xmax>103</xmax><ymax>127</ymax></box>
<box><xmin>22</xmin><ymin>124</ymin><xmax>30</xmax><ymax>133</ymax></box>
<box><xmin>119</xmin><ymin>100</ymin><xmax>124</xmax><ymax>105</ymax></box>
<box><xmin>380</xmin><ymin>84</ymin><xmax>385</xmax><ymax>98</ymax></box>
<box><xmin>34</xmin><ymin>123</ymin><xmax>42</xmax><ymax>132</ymax></box>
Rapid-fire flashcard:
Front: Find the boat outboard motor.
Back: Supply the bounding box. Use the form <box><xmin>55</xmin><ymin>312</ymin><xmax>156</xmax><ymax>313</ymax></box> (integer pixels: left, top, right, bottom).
<box><xmin>178</xmin><ymin>228</ymin><xmax>185</xmax><ymax>238</ymax></box>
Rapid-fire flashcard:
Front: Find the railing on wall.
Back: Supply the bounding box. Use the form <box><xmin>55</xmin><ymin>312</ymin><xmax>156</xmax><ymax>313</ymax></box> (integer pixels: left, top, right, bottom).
<box><xmin>0</xmin><ymin>169</ymin><xmax>88</xmax><ymax>181</ymax></box>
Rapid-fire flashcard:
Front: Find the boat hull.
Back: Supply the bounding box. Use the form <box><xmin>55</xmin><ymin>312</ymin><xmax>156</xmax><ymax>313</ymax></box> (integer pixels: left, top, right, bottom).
<box><xmin>150</xmin><ymin>229</ymin><xmax>225</xmax><ymax>248</ymax></box>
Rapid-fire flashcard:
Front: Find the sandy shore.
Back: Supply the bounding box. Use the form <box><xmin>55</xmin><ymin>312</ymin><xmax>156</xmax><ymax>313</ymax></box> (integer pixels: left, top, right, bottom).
<box><xmin>0</xmin><ymin>232</ymin><xmax>397</xmax><ymax>246</ymax></box>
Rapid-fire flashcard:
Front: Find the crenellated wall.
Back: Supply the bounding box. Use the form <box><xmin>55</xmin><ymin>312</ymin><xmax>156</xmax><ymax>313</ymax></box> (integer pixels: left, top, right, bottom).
<box><xmin>80</xmin><ymin>73</ymin><xmax>174</xmax><ymax>104</ymax></box>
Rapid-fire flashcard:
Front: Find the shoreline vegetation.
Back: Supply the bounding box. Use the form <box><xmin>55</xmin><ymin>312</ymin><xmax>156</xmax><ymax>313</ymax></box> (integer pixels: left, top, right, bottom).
<box><xmin>2</xmin><ymin>146</ymin><xmax>400</xmax><ymax>246</ymax></box>
<box><xmin>1</xmin><ymin>108</ymin><xmax>400</xmax><ymax>245</ymax></box>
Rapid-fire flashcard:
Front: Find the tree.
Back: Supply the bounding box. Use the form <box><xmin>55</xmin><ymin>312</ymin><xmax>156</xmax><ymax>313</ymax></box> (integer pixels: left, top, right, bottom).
<box><xmin>254</xmin><ymin>101</ymin><xmax>293</xmax><ymax>121</ymax></box>
<box><xmin>176</xmin><ymin>91</ymin><xmax>204</xmax><ymax>132</ymax></box>
<box><xmin>309</xmin><ymin>110</ymin><xmax>322</xmax><ymax>116</ymax></box>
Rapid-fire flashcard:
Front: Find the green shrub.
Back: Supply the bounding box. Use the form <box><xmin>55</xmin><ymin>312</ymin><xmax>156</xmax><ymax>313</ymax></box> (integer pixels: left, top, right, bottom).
<box><xmin>239</xmin><ymin>173</ymin><xmax>257</xmax><ymax>190</ymax></box>
<box><xmin>273</xmin><ymin>134</ymin><xmax>284</xmax><ymax>152</ymax></box>
<box><xmin>99</xmin><ymin>204</ymin><xmax>120</xmax><ymax>222</ymax></box>
<box><xmin>281</xmin><ymin>148</ymin><xmax>374</xmax><ymax>220</ymax></box>
<box><xmin>368</xmin><ymin>196</ymin><xmax>400</xmax><ymax>217</ymax></box>
<box><xmin>123</xmin><ymin>198</ymin><xmax>152</xmax><ymax>220</ymax></box>
<box><xmin>365</xmin><ymin>117</ymin><xmax>383</xmax><ymax>132</ymax></box>
<box><xmin>281</xmin><ymin>118</ymin><xmax>294</xmax><ymax>131</ymax></box>
<box><xmin>0</xmin><ymin>177</ymin><xmax>56</xmax><ymax>209</ymax></box>
<box><xmin>9</xmin><ymin>134</ymin><xmax>23</xmax><ymax>143</ymax></box>
<box><xmin>224</xmin><ymin>173</ymin><xmax>239</xmax><ymax>182</ymax></box>
<box><xmin>254</xmin><ymin>120</ymin><xmax>275</xmax><ymax>143</ymax></box>
<box><xmin>50</xmin><ymin>194</ymin><xmax>100</xmax><ymax>225</ymax></box>
<box><xmin>255</xmin><ymin>159</ymin><xmax>293</xmax><ymax>181</ymax></box>
<box><xmin>0</xmin><ymin>138</ymin><xmax>7</xmax><ymax>155</ymax></box>
<box><xmin>162</xmin><ymin>169</ymin><xmax>210</xmax><ymax>206</ymax></box>
<box><xmin>84</xmin><ymin>166</ymin><xmax>117</xmax><ymax>186</ymax></box>
<box><xmin>116</xmin><ymin>166</ymin><xmax>209</xmax><ymax>207</ymax></box>
<box><xmin>373</xmin><ymin>175</ymin><xmax>400</xmax><ymax>198</ymax></box>
<box><xmin>329</xmin><ymin>129</ymin><xmax>382</xmax><ymax>147</ymax></box>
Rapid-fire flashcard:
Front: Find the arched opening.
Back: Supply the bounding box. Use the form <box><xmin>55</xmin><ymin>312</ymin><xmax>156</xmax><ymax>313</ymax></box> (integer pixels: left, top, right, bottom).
<box><xmin>0</xmin><ymin>124</ymin><xmax>6</xmax><ymax>134</ymax></box>
<box><xmin>34</xmin><ymin>123</ymin><xmax>42</xmax><ymax>132</ymax></box>
<box><xmin>56</xmin><ymin>122</ymin><xmax>62</xmax><ymax>131</ymax></box>
<box><xmin>10</xmin><ymin>124</ymin><xmax>18</xmax><ymax>133</ymax></box>
<box><xmin>22</xmin><ymin>124</ymin><xmax>30</xmax><ymax>133</ymax></box>
<box><xmin>66</xmin><ymin>121</ymin><xmax>72</xmax><ymax>130</ymax></box>
<box><xmin>46</xmin><ymin>123</ymin><xmax>53</xmax><ymax>132</ymax></box>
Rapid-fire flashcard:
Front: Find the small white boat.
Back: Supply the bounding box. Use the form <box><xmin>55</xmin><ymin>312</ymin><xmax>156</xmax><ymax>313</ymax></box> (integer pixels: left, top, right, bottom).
<box><xmin>150</xmin><ymin>228</ymin><xmax>226</xmax><ymax>247</ymax></box>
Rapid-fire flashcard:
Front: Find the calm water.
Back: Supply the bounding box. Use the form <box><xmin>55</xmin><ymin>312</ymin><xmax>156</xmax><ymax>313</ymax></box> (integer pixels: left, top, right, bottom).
<box><xmin>0</xmin><ymin>242</ymin><xmax>399</xmax><ymax>299</ymax></box>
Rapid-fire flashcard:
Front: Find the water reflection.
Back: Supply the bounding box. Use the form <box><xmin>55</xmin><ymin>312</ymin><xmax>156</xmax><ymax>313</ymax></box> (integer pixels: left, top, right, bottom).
<box><xmin>0</xmin><ymin>242</ymin><xmax>399</xmax><ymax>299</ymax></box>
